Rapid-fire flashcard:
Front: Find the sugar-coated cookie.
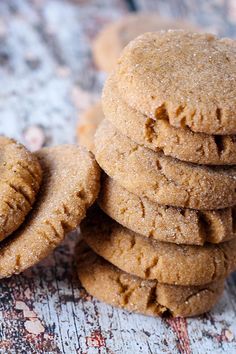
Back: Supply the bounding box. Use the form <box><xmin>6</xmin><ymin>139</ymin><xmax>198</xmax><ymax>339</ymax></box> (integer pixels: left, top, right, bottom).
<box><xmin>95</xmin><ymin>120</ymin><xmax>236</xmax><ymax>210</ymax></box>
<box><xmin>81</xmin><ymin>208</ymin><xmax>236</xmax><ymax>286</ymax></box>
<box><xmin>0</xmin><ymin>137</ymin><xmax>42</xmax><ymax>241</ymax></box>
<box><xmin>99</xmin><ymin>175</ymin><xmax>236</xmax><ymax>245</ymax></box>
<box><xmin>0</xmin><ymin>145</ymin><xmax>100</xmax><ymax>278</ymax></box>
<box><xmin>93</xmin><ymin>14</ymin><xmax>199</xmax><ymax>72</ymax></box>
<box><xmin>115</xmin><ymin>31</ymin><xmax>236</xmax><ymax>134</ymax></box>
<box><xmin>77</xmin><ymin>102</ymin><xmax>104</xmax><ymax>152</ymax></box>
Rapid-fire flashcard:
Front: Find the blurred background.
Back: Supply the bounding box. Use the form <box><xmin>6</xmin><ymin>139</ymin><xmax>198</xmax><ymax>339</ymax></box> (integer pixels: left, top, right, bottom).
<box><xmin>0</xmin><ymin>0</ymin><xmax>235</xmax><ymax>150</ymax></box>
<box><xmin>0</xmin><ymin>2</ymin><xmax>235</xmax><ymax>352</ymax></box>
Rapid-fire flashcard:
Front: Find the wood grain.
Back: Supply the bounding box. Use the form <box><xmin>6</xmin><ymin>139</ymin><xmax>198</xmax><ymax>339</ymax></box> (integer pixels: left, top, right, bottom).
<box><xmin>0</xmin><ymin>0</ymin><xmax>235</xmax><ymax>353</ymax></box>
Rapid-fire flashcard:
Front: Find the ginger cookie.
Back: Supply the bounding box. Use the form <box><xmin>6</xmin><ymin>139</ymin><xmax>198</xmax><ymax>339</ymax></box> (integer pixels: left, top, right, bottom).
<box><xmin>99</xmin><ymin>175</ymin><xmax>236</xmax><ymax>245</ymax></box>
<box><xmin>103</xmin><ymin>76</ymin><xmax>236</xmax><ymax>165</ymax></box>
<box><xmin>94</xmin><ymin>120</ymin><xmax>236</xmax><ymax>210</ymax></box>
<box><xmin>81</xmin><ymin>208</ymin><xmax>236</xmax><ymax>286</ymax></box>
<box><xmin>0</xmin><ymin>145</ymin><xmax>100</xmax><ymax>278</ymax></box>
<box><xmin>77</xmin><ymin>102</ymin><xmax>104</xmax><ymax>152</ymax></box>
<box><xmin>76</xmin><ymin>241</ymin><xmax>224</xmax><ymax>317</ymax></box>
<box><xmin>115</xmin><ymin>31</ymin><xmax>236</xmax><ymax>134</ymax></box>
<box><xmin>93</xmin><ymin>14</ymin><xmax>199</xmax><ymax>72</ymax></box>
<box><xmin>0</xmin><ymin>137</ymin><xmax>42</xmax><ymax>241</ymax></box>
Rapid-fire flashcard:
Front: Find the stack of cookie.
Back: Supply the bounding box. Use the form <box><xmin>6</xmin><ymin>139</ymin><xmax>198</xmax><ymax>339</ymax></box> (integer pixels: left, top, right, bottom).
<box><xmin>77</xmin><ymin>30</ymin><xmax>236</xmax><ymax>317</ymax></box>
<box><xmin>0</xmin><ymin>137</ymin><xmax>100</xmax><ymax>278</ymax></box>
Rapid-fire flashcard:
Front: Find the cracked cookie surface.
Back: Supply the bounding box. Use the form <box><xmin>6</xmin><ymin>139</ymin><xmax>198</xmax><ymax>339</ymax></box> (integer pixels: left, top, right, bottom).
<box><xmin>99</xmin><ymin>175</ymin><xmax>236</xmax><ymax>245</ymax></box>
<box><xmin>0</xmin><ymin>137</ymin><xmax>42</xmax><ymax>241</ymax></box>
<box><xmin>0</xmin><ymin>145</ymin><xmax>100</xmax><ymax>278</ymax></box>
<box><xmin>81</xmin><ymin>208</ymin><xmax>236</xmax><ymax>286</ymax></box>
<box><xmin>77</xmin><ymin>102</ymin><xmax>104</xmax><ymax>153</ymax></box>
<box><xmin>76</xmin><ymin>241</ymin><xmax>224</xmax><ymax>317</ymax></box>
<box><xmin>115</xmin><ymin>31</ymin><xmax>236</xmax><ymax>134</ymax></box>
<box><xmin>95</xmin><ymin>120</ymin><xmax>236</xmax><ymax>210</ymax></box>
<box><xmin>103</xmin><ymin>76</ymin><xmax>236</xmax><ymax>165</ymax></box>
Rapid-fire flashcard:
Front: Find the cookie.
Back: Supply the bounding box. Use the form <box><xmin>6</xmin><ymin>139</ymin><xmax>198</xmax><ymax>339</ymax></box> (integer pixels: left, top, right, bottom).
<box><xmin>81</xmin><ymin>208</ymin><xmax>236</xmax><ymax>286</ymax></box>
<box><xmin>103</xmin><ymin>76</ymin><xmax>236</xmax><ymax>165</ymax></box>
<box><xmin>93</xmin><ymin>14</ymin><xmax>199</xmax><ymax>72</ymax></box>
<box><xmin>77</xmin><ymin>102</ymin><xmax>104</xmax><ymax>152</ymax></box>
<box><xmin>94</xmin><ymin>120</ymin><xmax>236</xmax><ymax>210</ymax></box>
<box><xmin>99</xmin><ymin>175</ymin><xmax>236</xmax><ymax>245</ymax></box>
<box><xmin>76</xmin><ymin>241</ymin><xmax>224</xmax><ymax>317</ymax></box>
<box><xmin>0</xmin><ymin>137</ymin><xmax>42</xmax><ymax>241</ymax></box>
<box><xmin>115</xmin><ymin>31</ymin><xmax>236</xmax><ymax>135</ymax></box>
<box><xmin>0</xmin><ymin>145</ymin><xmax>100</xmax><ymax>278</ymax></box>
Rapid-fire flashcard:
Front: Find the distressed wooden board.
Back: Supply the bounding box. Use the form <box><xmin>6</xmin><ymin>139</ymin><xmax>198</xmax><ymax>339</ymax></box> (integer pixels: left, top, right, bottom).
<box><xmin>0</xmin><ymin>0</ymin><xmax>236</xmax><ymax>353</ymax></box>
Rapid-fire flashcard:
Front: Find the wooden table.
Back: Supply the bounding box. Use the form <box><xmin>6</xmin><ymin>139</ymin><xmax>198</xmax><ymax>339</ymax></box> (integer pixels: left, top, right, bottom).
<box><xmin>0</xmin><ymin>1</ymin><xmax>236</xmax><ymax>353</ymax></box>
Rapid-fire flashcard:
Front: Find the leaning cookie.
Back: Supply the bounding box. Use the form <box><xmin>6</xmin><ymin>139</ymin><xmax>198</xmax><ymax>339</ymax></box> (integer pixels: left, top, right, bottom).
<box><xmin>77</xmin><ymin>102</ymin><xmax>104</xmax><ymax>152</ymax></box>
<box><xmin>95</xmin><ymin>120</ymin><xmax>236</xmax><ymax>210</ymax></box>
<box><xmin>93</xmin><ymin>13</ymin><xmax>199</xmax><ymax>72</ymax></box>
<box><xmin>0</xmin><ymin>145</ymin><xmax>100</xmax><ymax>278</ymax></box>
<box><xmin>76</xmin><ymin>241</ymin><xmax>224</xmax><ymax>317</ymax></box>
<box><xmin>0</xmin><ymin>137</ymin><xmax>42</xmax><ymax>241</ymax></box>
<box><xmin>103</xmin><ymin>76</ymin><xmax>236</xmax><ymax>165</ymax></box>
<box><xmin>99</xmin><ymin>175</ymin><xmax>236</xmax><ymax>245</ymax></box>
<box><xmin>81</xmin><ymin>208</ymin><xmax>236</xmax><ymax>286</ymax></box>
<box><xmin>115</xmin><ymin>31</ymin><xmax>236</xmax><ymax>135</ymax></box>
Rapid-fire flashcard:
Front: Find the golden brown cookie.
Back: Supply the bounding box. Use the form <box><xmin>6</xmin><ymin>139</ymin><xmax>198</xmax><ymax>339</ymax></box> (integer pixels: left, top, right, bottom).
<box><xmin>0</xmin><ymin>145</ymin><xmax>100</xmax><ymax>278</ymax></box>
<box><xmin>0</xmin><ymin>137</ymin><xmax>42</xmax><ymax>241</ymax></box>
<box><xmin>76</xmin><ymin>241</ymin><xmax>224</xmax><ymax>317</ymax></box>
<box><xmin>77</xmin><ymin>102</ymin><xmax>104</xmax><ymax>152</ymax></box>
<box><xmin>81</xmin><ymin>208</ymin><xmax>236</xmax><ymax>286</ymax></box>
<box><xmin>99</xmin><ymin>175</ymin><xmax>236</xmax><ymax>245</ymax></box>
<box><xmin>95</xmin><ymin>120</ymin><xmax>236</xmax><ymax>210</ymax></box>
<box><xmin>115</xmin><ymin>31</ymin><xmax>236</xmax><ymax>134</ymax></box>
<box><xmin>103</xmin><ymin>76</ymin><xmax>236</xmax><ymax>165</ymax></box>
<box><xmin>93</xmin><ymin>14</ymin><xmax>199</xmax><ymax>72</ymax></box>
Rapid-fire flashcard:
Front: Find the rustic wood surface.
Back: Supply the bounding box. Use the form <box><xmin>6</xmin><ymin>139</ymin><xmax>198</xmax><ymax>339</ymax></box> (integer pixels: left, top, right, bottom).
<box><xmin>0</xmin><ymin>0</ymin><xmax>236</xmax><ymax>353</ymax></box>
